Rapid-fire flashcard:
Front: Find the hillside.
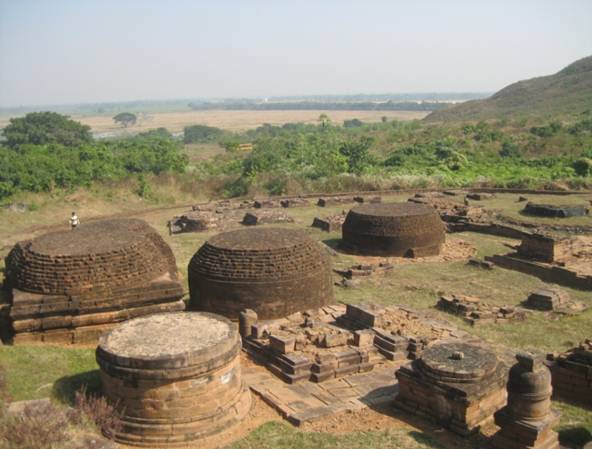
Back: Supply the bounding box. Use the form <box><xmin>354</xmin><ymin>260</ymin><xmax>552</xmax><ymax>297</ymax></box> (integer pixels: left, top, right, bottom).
<box><xmin>425</xmin><ymin>56</ymin><xmax>592</xmax><ymax>122</ymax></box>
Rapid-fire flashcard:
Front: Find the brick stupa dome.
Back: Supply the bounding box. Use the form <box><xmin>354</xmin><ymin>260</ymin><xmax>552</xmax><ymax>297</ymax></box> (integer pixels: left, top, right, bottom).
<box><xmin>188</xmin><ymin>227</ymin><xmax>333</xmax><ymax>320</ymax></box>
<box><xmin>4</xmin><ymin>218</ymin><xmax>185</xmax><ymax>344</ymax></box>
<box><xmin>341</xmin><ymin>202</ymin><xmax>445</xmax><ymax>257</ymax></box>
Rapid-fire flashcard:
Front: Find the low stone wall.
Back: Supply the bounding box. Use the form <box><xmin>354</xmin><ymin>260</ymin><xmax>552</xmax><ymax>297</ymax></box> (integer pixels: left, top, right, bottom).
<box><xmin>486</xmin><ymin>254</ymin><xmax>592</xmax><ymax>291</ymax></box>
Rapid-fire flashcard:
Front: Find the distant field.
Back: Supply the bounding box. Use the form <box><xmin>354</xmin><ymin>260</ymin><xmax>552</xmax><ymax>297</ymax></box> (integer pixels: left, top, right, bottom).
<box><xmin>0</xmin><ymin>110</ymin><xmax>427</xmax><ymax>135</ymax></box>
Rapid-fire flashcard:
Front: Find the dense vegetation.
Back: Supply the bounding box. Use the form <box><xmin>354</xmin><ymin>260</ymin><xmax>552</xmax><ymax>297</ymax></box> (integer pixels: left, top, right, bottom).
<box><xmin>192</xmin><ymin>114</ymin><xmax>592</xmax><ymax>197</ymax></box>
<box><xmin>0</xmin><ymin>113</ymin><xmax>187</xmax><ymax>200</ymax></box>
<box><xmin>1</xmin><ymin>108</ymin><xmax>591</xmax><ymax>201</ymax></box>
<box><xmin>427</xmin><ymin>55</ymin><xmax>592</xmax><ymax>122</ymax></box>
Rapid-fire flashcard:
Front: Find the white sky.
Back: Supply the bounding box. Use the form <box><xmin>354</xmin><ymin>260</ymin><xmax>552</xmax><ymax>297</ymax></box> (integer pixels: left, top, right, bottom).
<box><xmin>0</xmin><ymin>0</ymin><xmax>591</xmax><ymax>107</ymax></box>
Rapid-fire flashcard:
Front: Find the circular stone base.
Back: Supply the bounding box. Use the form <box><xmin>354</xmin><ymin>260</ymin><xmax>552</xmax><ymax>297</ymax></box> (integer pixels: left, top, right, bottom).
<box><xmin>417</xmin><ymin>342</ymin><xmax>499</xmax><ymax>384</ymax></box>
<box><xmin>97</xmin><ymin>312</ymin><xmax>251</xmax><ymax>447</ymax></box>
<box><xmin>341</xmin><ymin>202</ymin><xmax>445</xmax><ymax>257</ymax></box>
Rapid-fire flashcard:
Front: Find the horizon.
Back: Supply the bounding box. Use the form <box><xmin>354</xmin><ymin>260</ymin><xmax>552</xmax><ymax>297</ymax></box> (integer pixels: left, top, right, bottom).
<box><xmin>1</xmin><ymin>0</ymin><xmax>591</xmax><ymax>108</ymax></box>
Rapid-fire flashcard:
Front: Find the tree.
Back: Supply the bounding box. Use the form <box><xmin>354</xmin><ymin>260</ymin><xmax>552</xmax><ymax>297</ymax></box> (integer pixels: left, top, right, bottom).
<box><xmin>343</xmin><ymin>118</ymin><xmax>363</xmax><ymax>128</ymax></box>
<box><xmin>2</xmin><ymin>112</ymin><xmax>93</xmax><ymax>148</ymax></box>
<box><xmin>339</xmin><ymin>137</ymin><xmax>373</xmax><ymax>174</ymax></box>
<box><xmin>113</xmin><ymin>112</ymin><xmax>137</xmax><ymax>127</ymax></box>
<box><xmin>183</xmin><ymin>124</ymin><xmax>223</xmax><ymax>143</ymax></box>
<box><xmin>573</xmin><ymin>158</ymin><xmax>592</xmax><ymax>176</ymax></box>
<box><xmin>318</xmin><ymin>113</ymin><xmax>331</xmax><ymax>128</ymax></box>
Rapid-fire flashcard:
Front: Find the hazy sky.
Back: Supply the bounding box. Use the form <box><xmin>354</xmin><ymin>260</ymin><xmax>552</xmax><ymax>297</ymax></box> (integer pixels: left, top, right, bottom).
<box><xmin>0</xmin><ymin>0</ymin><xmax>591</xmax><ymax>107</ymax></box>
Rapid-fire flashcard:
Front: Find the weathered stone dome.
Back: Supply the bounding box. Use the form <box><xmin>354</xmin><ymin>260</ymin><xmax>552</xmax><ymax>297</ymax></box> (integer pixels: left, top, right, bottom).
<box><xmin>5</xmin><ymin>218</ymin><xmax>178</xmax><ymax>295</ymax></box>
<box><xmin>188</xmin><ymin>227</ymin><xmax>333</xmax><ymax>320</ymax></box>
<box><xmin>341</xmin><ymin>202</ymin><xmax>445</xmax><ymax>257</ymax></box>
<box><xmin>4</xmin><ymin>218</ymin><xmax>185</xmax><ymax>344</ymax></box>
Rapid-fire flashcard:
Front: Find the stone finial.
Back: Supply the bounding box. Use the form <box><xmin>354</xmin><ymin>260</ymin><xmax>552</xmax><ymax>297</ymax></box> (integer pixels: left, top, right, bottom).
<box><xmin>451</xmin><ymin>351</ymin><xmax>464</xmax><ymax>360</ymax></box>
<box><xmin>516</xmin><ymin>352</ymin><xmax>543</xmax><ymax>372</ymax></box>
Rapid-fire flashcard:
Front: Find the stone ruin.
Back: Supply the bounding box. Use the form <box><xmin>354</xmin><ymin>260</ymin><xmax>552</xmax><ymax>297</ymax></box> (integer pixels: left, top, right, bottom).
<box><xmin>317</xmin><ymin>196</ymin><xmax>354</xmax><ymax>207</ymax></box>
<box><xmin>394</xmin><ymin>341</ymin><xmax>507</xmax><ymax>436</ymax></box>
<box><xmin>517</xmin><ymin>232</ymin><xmax>583</xmax><ymax>263</ymax></box>
<box><xmin>97</xmin><ymin>312</ymin><xmax>251</xmax><ymax>446</ymax></box>
<box><xmin>546</xmin><ymin>339</ymin><xmax>592</xmax><ymax>407</ymax></box>
<box><xmin>188</xmin><ymin>227</ymin><xmax>334</xmax><ymax>320</ymax></box>
<box><xmin>491</xmin><ymin>353</ymin><xmax>560</xmax><ymax>449</ymax></box>
<box><xmin>334</xmin><ymin>262</ymin><xmax>394</xmax><ymax>280</ymax></box>
<box><xmin>437</xmin><ymin>294</ymin><xmax>526</xmax><ymax>326</ymax></box>
<box><xmin>486</xmin><ymin>232</ymin><xmax>592</xmax><ymax>290</ymax></box>
<box><xmin>242</xmin><ymin>210</ymin><xmax>295</xmax><ymax>226</ymax></box>
<box><xmin>523</xmin><ymin>288</ymin><xmax>587</xmax><ymax>315</ymax></box>
<box><xmin>465</xmin><ymin>192</ymin><xmax>495</xmax><ymax>201</ymax></box>
<box><xmin>242</xmin><ymin>302</ymin><xmax>463</xmax><ymax>384</ymax></box>
<box><xmin>341</xmin><ymin>202</ymin><xmax>445</xmax><ymax>257</ymax></box>
<box><xmin>168</xmin><ymin>211</ymin><xmax>221</xmax><ymax>234</ymax></box>
<box><xmin>311</xmin><ymin>211</ymin><xmax>347</xmax><ymax>232</ymax></box>
<box><xmin>254</xmin><ymin>199</ymin><xmax>281</xmax><ymax>208</ymax></box>
<box><xmin>280</xmin><ymin>198</ymin><xmax>309</xmax><ymax>208</ymax></box>
<box><xmin>522</xmin><ymin>202</ymin><xmax>589</xmax><ymax>218</ymax></box>
<box><xmin>3</xmin><ymin>219</ymin><xmax>185</xmax><ymax>344</ymax></box>
<box><xmin>524</xmin><ymin>288</ymin><xmax>569</xmax><ymax>311</ymax></box>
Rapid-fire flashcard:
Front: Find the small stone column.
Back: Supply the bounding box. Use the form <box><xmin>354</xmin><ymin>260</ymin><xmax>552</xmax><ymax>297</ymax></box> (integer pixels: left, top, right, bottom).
<box><xmin>490</xmin><ymin>353</ymin><xmax>560</xmax><ymax>449</ymax></box>
<box><xmin>239</xmin><ymin>309</ymin><xmax>258</xmax><ymax>340</ymax></box>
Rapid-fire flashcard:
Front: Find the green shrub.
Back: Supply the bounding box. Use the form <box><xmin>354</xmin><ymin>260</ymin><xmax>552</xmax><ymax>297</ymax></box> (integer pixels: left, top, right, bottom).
<box><xmin>573</xmin><ymin>158</ymin><xmax>592</xmax><ymax>176</ymax></box>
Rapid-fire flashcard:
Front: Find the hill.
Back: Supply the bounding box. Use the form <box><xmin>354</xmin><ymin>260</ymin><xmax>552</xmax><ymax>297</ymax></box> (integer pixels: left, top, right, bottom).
<box><xmin>425</xmin><ymin>56</ymin><xmax>592</xmax><ymax>122</ymax></box>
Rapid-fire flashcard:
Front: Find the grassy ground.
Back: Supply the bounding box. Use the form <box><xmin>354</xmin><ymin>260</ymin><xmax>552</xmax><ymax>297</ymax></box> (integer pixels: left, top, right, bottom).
<box><xmin>226</xmin><ymin>421</ymin><xmax>446</xmax><ymax>449</ymax></box>
<box><xmin>0</xmin><ymin>190</ymin><xmax>591</xmax><ymax>448</ymax></box>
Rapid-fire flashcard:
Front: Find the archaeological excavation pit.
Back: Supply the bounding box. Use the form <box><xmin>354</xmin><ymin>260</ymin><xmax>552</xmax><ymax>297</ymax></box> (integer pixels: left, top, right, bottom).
<box><xmin>395</xmin><ymin>341</ymin><xmax>507</xmax><ymax>436</ymax></box>
<box><xmin>341</xmin><ymin>202</ymin><xmax>445</xmax><ymax>257</ymax></box>
<box><xmin>188</xmin><ymin>227</ymin><xmax>333</xmax><ymax>320</ymax></box>
<box><xmin>97</xmin><ymin>312</ymin><xmax>251</xmax><ymax>447</ymax></box>
<box><xmin>3</xmin><ymin>218</ymin><xmax>185</xmax><ymax>344</ymax></box>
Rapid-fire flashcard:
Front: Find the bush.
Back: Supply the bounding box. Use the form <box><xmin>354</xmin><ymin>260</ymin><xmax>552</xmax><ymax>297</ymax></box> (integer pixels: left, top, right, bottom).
<box><xmin>0</xmin><ymin>401</ymin><xmax>69</xmax><ymax>449</ymax></box>
<box><xmin>68</xmin><ymin>387</ymin><xmax>122</xmax><ymax>437</ymax></box>
<box><xmin>499</xmin><ymin>140</ymin><xmax>520</xmax><ymax>158</ymax></box>
<box><xmin>572</xmin><ymin>158</ymin><xmax>592</xmax><ymax>176</ymax></box>
<box><xmin>183</xmin><ymin>124</ymin><xmax>224</xmax><ymax>144</ymax></box>
<box><xmin>3</xmin><ymin>112</ymin><xmax>93</xmax><ymax>148</ymax></box>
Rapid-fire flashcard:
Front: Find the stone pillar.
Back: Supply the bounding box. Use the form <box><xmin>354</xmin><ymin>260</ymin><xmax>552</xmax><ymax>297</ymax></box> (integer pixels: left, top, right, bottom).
<box><xmin>239</xmin><ymin>309</ymin><xmax>258</xmax><ymax>340</ymax></box>
<box><xmin>491</xmin><ymin>352</ymin><xmax>560</xmax><ymax>449</ymax></box>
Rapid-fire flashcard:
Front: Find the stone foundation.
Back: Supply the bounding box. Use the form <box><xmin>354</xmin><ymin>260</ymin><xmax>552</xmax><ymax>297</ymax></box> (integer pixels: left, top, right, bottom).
<box><xmin>546</xmin><ymin>340</ymin><xmax>592</xmax><ymax>407</ymax></box>
<box><xmin>522</xmin><ymin>202</ymin><xmax>589</xmax><ymax>218</ymax></box>
<box><xmin>4</xmin><ymin>219</ymin><xmax>185</xmax><ymax>344</ymax></box>
<box><xmin>394</xmin><ymin>341</ymin><xmax>507</xmax><ymax>436</ymax></box>
<box><xmin>97</xmin><ymin>312</ymin><xmax>251</xmax><ymax>447</ymax></box>
<box><xmin>242</xmin><ymin>210</ymin><xmax>294</xmax><ymax>226</ymax></box>
<box><xmin>437</xmin><ymin>294</ymin><xmax>526</xmax><ymax>325</ymax></box>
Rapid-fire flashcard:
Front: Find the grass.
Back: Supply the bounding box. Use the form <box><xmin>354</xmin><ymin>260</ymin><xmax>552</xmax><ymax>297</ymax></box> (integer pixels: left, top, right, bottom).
<box><xmin>425</xmin><ymin>55</ymin><xmax>592</xmax><ymax>122</ymax></box>
<box><xmin>0</xmin><ymin>346</ymin><xmax>97</xmax><ymax>402</ymax></box>
<box><xmin>483</xmin><ymin>193</ymin><xmax>592</xmax><ymax>228</ymax></box>
<box><xmin>226</xmin><ymin>421</ymin><xmax>446</xmax><ymax>449</ymax></box>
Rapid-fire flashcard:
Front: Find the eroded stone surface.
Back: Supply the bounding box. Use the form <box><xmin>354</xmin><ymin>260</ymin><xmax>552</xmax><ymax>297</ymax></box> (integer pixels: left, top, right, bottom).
<box><xmin>97</xmin><ymin>311</ymin><xmax>251</xmax><ymax>447</ymax></box>
<box><xmin>341</xmin><ymin>202</ymin><xmax>445</xmax><ymax>257</ymax></box>
<box><xmin>189</xmin><ymin>228</ymin><xmax>333</xmax><ymax>320</ymax></box>
<box><xmin>99</xmin><ymin>312</ymin><xmax>230</xmax><ymax>360</ymax></box>
<box><xmin>4</xmin><ymin>218</ymin><xmax>185</xmax><ymax>344</ymax></box>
